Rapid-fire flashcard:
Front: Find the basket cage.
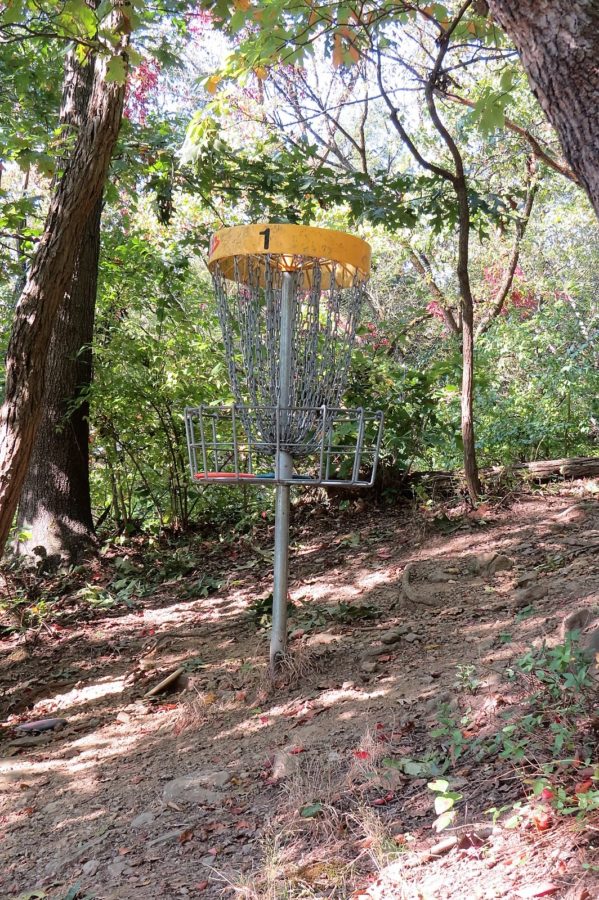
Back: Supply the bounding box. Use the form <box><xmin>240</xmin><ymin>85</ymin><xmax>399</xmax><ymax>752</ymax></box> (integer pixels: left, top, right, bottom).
<box><xmin>185</xmin><ymin>404</ymin><xmax>384</xmax><ymax>487</ymax></box>
<box><xmin>213</xmin><ymin>254</ymin><xmax>367</xmax><ymax>448</ymax></box>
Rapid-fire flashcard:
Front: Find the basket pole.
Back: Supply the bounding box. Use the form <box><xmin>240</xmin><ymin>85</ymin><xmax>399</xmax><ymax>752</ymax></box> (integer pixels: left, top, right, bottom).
<box><xmin>271</xmin><ymin>271</ymin><xmax>294</xmax><ymax>671</ymax></box>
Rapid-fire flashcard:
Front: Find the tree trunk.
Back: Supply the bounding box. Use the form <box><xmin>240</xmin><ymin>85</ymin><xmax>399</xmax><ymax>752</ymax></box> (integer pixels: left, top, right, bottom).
<box><xmin>15</xmin><ymin>46</ymin><xmax>104</xmax><ymax>564</ymax></box>
<box><xmin>15</xmin><ymin>198</ymin><xmax>101</xmax><ymax>563</ymax></box>
<box><xmin>0</xmin><ymin>39</ymin><xmax>128</xmax><ymax>559</ymax></box>
<box><xmin>487</xmin><ymin>1</ymin><xmax>599</xmax><ymax>218</ymax></box>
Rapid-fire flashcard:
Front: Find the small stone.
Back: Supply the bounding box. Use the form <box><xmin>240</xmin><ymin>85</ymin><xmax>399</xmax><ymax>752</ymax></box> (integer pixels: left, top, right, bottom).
<box><xmin>131</xmin><ymin>810</ymin><xmax>155</xmax><ymax>829</ymax></box>
<box><xmin>116</xmin><ymin>711</ymin><xmax>131</xmax><ymax>724</ymax></box>
<box><xmin>107</xmin><ymin>858</ymin><xmax>128</xmax><ymax>880</ymax></box>
<box><xmin>469</xmin><ymin>552</ymin><xmax>498</xmax><ymax>574</ymax></box>
<box><xmin>404</xmin><ymin>633</ymin><xmax>419</xmax><ymax>643</ymax></box>
<box><xmin>306</xmin><ymin>631</ymin><xmax>342</xmax><ymax>647</ymax></box>
<box><xmin>82</xmin><ymin>859</ymin><xmax>100</xmax><ymax>877</ymax></box>
<box><xmin>361</xmin><ymin>660</ymin><xmax>378</xmax><ymax>673</ymax></box>
<box><xmin>489</xmin><ymin>554</ymin><xmax>513</xmax><ymax>575</ymax></box>
<box><xmin>516</xmin><ymin>571</ymin><xmax>537</xmax><ymax>587</ymax></box>
<box><xmin>513</xmin><ymin>582</ymin><xmax>549</xmax><ymax>608</ymax></box>
<box><xmin>162</xmin><ymin>770</ymin><xmax>231</xmax><ymax>804</ymax></box>
<box><xmin>272</xmin><ymin>747</ymin><xmax>301</xmax><ymax>780</ymax></box>
<box><xmin>381</xmin><ymin>625</ymin><xmax>410</xmax><ymax>644</ymax></box>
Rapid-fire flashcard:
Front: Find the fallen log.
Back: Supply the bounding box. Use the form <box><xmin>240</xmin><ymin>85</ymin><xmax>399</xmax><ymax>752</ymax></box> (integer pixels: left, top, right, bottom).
<box><xmin>499</xmin><ymin>456</ymin><xmax>599</xmax><ymax>481</ymax></box>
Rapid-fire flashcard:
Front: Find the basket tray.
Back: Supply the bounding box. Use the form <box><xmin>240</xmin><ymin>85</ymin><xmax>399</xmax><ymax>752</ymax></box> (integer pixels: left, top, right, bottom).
<box><xmin>184</xmin><ymin>404</ymin><xmax>383</xmax><ymax>488</ymax></box>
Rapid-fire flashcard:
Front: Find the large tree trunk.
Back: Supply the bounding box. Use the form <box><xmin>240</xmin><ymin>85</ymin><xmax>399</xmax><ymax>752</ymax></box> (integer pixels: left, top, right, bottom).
<box><xmin>0</xmin><ymin>39</ymin><xmax>128</xmax><ymax>559</ymax></box>
<box><xmin>15</xmin><ymin>47</ymin><xmax>104</xmax><ymax>564</ymax></box>
<box><xmin>15</xmin><ymin>199</ymin><xmax>101</xmax><ymax>563</ymax></box>
<box><xmin>487</xmin><ymin>1</ymin><xmax>599</xmax><ymax>218</ymax></box>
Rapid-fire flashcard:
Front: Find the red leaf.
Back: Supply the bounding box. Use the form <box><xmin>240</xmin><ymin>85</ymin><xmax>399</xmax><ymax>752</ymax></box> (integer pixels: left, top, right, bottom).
<box><xmin>540</xmin><ymin>788</ymin><xmax>554</xmax><ymax>801</ymax></box>
<box><xmin>289</xmin><ymin>746</ymin><xmax>305</xmax><ymax>755</ymax></box>
<box><xmin>353</xmin><ymin>750</ymin><xmax>370</xmax><ymax>760</ymax></box>
<box><xmin>371</xmin><ymin>791</ymin><xmax>394</xmax><ymax>806</ymax></box>
<box><xmin>178</xmin><ymin>828</ymin><xmax>194</xmax><ymax>844</ymax></box>
<box><xmin>532</xmin><ymin>812</ymin><xmax>553</xmax><ymax>832</ymax></box>
<box><xmin>196</xmin><ymin>881</ymin><xmax>209</xmax><ymax>891</ymax></box>
<box><xmin>575</xmin><ymin>779</ymin><xmax>593</xmax><ymax>795</ymax></box>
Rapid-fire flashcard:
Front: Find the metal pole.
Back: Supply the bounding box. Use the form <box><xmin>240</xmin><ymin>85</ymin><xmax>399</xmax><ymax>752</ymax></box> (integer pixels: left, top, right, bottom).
<box><xmin>271</xmin><ymin>272</ymin><xmax>294</xmax><ymax>671</ymax></box>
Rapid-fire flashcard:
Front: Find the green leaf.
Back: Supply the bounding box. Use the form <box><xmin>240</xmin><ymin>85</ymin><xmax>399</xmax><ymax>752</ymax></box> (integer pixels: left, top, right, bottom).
<box><xmin>300</xmin><ymin>801</ymin><xmax>323</xmax><ymax>818</ymax></box>
<box><xmin>105</xmin><ymin>56</ymin><xmax>127</xmax><ymax>84</ymax></box>
<box><xmin>434</xmin><ymin>794</ymin><xmax>455</xmax><ymax>814</ymax></box>
<box><xmin>434</xmin><ymin>809</ymin><xmax>457</xmax><ymax>832</ymax></box>
<box><xmin>428</xmin><ymin>778</ymin><xmax>450</xmax><ymax>793</ymax></box>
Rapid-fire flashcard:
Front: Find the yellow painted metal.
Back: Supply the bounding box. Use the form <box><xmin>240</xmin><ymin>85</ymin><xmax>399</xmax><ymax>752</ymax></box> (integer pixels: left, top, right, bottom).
<box><xmin>208</xmin><ymin>223</ymin><xmax>370</xmax><ymax>289</ymax></box>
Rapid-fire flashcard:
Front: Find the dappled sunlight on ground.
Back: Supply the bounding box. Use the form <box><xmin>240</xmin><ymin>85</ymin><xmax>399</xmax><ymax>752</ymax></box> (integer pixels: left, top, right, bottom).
<box><xmin>1</xmin><ymin>485</ymin><xmax>599</xmax><ymax>898</ymax></box>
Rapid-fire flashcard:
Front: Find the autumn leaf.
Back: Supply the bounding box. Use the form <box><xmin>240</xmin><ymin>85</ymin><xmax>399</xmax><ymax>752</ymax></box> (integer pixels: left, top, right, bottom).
<box><xmin>205</xmin><ymin>75</ymin><xmax>221</xmax><ymax>95</ymax></box>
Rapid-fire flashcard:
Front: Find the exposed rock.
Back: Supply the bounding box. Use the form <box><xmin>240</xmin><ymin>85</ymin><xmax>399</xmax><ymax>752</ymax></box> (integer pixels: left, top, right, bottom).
<box><xmin>489</xmin><ymin>554</ymin><xmax>513</xmax><ymax>574</ymax></box>
<box><xmin>513</xmin><ymin>582</ymin><xmax>549</xmax><ymax>608</ymax></box>
<box><xmin>162</xmin><ymin>770</ymin><xmax>231</xmax><ymax>804</ymax></box>
<box><xmin>131</xmin><ymin>810</ymin><xmax>155</xmax><ymax>829</ymax></box>
<box><xmin>469</xmin><ymin>552</ymin><xmax>498</xmax><ymax>574</ymax></box>
<box><xmin>404</xmin><ymin>632</ymin><xmax>419</xmax><ymax>643</ymax></box>
<box><xmin>561</xmin><ymin>607</ymin><xmax>597</xmax><ymax>638</ymax></box>
<box><xmin>107</xmin><ymin>858</ymin><xmax>131</xmax><ymax>880</ymax></box>
<box><xmin>381</xmin><ymin>624</ymin><xmax>410</xmax><ymax>644</ymax></box>
<box><xmin>82</xmin><ymin>859</ymin><xmax>100</xmax><ymax>877</ymax></box>
<box><xmin>306</xmin><ymin>631</ymin><xmax>342</xmax><ymax>647</ymax></box>
<box><xmin>516</xmin><ymin>571</ymin><xmax>537</xmax><ymax>588</ymax></box>
<box><xmin>361</xmin><ymin>659</ymin><xmax>378</xmax><ymax>673</ymax></box>
<box><xmin>272</xmin><ymin>747</ymin><xmax>301</xmax><ymax>780</ymax></box>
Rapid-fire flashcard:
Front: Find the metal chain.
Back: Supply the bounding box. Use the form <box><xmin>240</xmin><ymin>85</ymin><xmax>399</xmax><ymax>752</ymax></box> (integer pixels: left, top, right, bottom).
<box><xmin>213</xmin><ymin>254</ymin><xmax>366</xmax><ymax>456</ymax></box>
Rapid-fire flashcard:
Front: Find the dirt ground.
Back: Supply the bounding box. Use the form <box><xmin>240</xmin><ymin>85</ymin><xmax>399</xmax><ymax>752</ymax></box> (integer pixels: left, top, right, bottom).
<box><xmin>1</xmin><ymin>481</ymin><xmax>599</xmax><ymax>900</ymax></box>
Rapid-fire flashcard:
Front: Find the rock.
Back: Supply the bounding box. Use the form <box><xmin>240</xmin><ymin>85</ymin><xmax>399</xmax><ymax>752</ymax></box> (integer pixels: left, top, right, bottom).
<box><xmin>306</xmin><ymin>631</ymin><xmax>342</xmax><ymax>647</ymax></box>
<box><xmin>162</xmin><ymin>770</ymin><xmax>231</xmax><ymax>804</ymax></box>
<box><xmin>15</xmin><ymin>717</ymin><xmax>67</xmax><ymax>734</ymax></box>
<box><xmin>107</xmin><ymin>858</ymin><xmax>130</xmax><ymax>880</ymax></box>
<box><xmin>469</xmin><ymin>552</ymin><xmax>498</xmax><ymax>574</ymax></box>
<box><xmin>272</xmin><ymin>747</ymin><xmax>301</xmax><ymax>780</ymax></box>
<box><xmin>131</xmin><ymin>810</ymin><xmax>155</xmax><ymax>829</ymax></box>
<box><xmin>82</xmin><ymin>859</ymin><xmax>100</xmax><ymax>877</ymax></box>
<box><xmin>404</xmin><ymin>633</ymin><xmax>419</xmax><ymax>643</ymax></box>
<box><xmin>381</xmin><ymin>625</ymin><xmax>410</xmax><ymax>644</ymax></box>
<box><xmin>361</xmin><ymin>660</ymin><xmax>378</xmax><ymax>673</ymax></box>
<box><xmin>513</xmin><ymin>582</ymin><xmax>549</xmax><ymax>608</ymax></box>
<box><xmin>489</xmin><ymin>554</ymin><xmax>513</xmax><ymax>575</ymax></box>
<box><xmin>561</xmin><ymin>607</ymin><xmax>597</xmax><ymax>638</ymax></box>
<box><xmin>516</xmin><ymin>571</ymin><xmax>537</xmax><ymax>587</ymax></box>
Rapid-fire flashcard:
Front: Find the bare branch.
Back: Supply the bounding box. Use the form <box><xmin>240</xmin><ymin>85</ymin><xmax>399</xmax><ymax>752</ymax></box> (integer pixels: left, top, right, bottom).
<box><xmin>476</xmin><ymin>167</ymin><xmax>539</xmax><ymax>337</ymax></box>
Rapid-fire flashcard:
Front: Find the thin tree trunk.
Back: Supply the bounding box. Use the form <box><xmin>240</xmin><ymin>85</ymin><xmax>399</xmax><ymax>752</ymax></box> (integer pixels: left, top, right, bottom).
<box><xmin>487</xmin><ymin>0</ymin><xmax>599</xmax><ymax>218</ymax></box>
<box><xmin>0</xmin><ymin>35</ymin><xmax>129</xmax><ymax>558</ymax></box>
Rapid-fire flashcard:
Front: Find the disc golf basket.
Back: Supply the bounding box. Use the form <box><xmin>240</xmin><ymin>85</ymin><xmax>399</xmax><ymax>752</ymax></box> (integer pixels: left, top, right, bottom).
<box><xmin>185</xmin><ymin>224</ymin><xmax>383</xmax><ymax>669</ymax></box>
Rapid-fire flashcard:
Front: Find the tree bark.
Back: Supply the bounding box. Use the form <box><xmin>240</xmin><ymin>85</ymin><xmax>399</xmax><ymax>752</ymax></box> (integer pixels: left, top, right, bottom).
<box><xmin>487</xmin><ymin>1</ymin><xmax>599</xmax><ymax>218</ymax></box>
<box><xmin>0</xmin><ymin>40</ymin><xmax>128</xmax><ymax>559</ymax></box>
<box><xmin>15</xmin><ymin>48</ymin><xmax>104</xmax><ymax>564</ymax></box>
<box><xmin>15</xmin><ymin>199</ymin><xmax>101</xmax><ymax>563</ymax></box>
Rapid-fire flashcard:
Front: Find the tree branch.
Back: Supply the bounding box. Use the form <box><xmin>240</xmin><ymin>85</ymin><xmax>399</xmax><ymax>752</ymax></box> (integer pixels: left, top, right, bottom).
<box><xmin>438</xmin><ymin>89</ymin><xmax>579</xmax><ymax>184</ymax></box>
<box><xmin>476</xmin><ymin>167</ymin><xmax>539</xmax><ymax>337</ymax></box>
<box><xmin>406</xmin><ymin>247</ymin><xmax>461</xmax><ymax>334</ymax></box>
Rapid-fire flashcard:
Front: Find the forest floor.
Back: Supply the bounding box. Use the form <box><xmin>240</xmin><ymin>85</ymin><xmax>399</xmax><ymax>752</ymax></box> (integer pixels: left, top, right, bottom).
<box><xmin>1</xmin><ymin>480</ymin><xmax>599</xmax><ymax>900</ymax></box>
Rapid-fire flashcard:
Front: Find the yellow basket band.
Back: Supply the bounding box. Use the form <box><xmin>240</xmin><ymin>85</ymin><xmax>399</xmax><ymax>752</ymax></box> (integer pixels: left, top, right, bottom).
<box><xmin>208</xmin><ymin>224</ymin><xmax>371</xmax><ymax>289</ymax></box>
